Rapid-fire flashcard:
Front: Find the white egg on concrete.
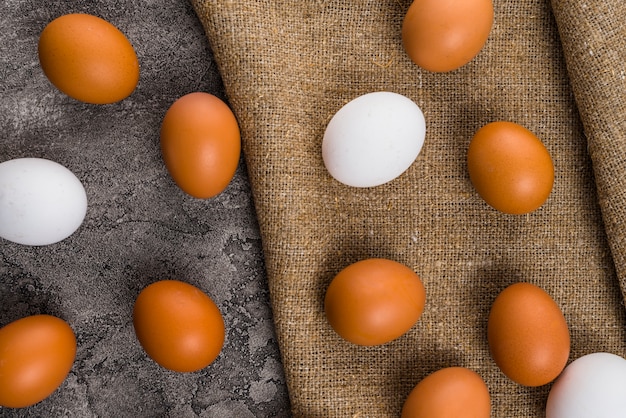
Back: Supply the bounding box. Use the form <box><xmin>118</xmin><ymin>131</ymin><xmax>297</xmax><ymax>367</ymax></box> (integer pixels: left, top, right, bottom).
<box><xmin>0</xmin><ymin>158</ymin><xmax>87</xmax><ymax>245</ymax></box>
<box><xmin>546</xmin><ymin>352</ymin><xmax>626</xmax><ymax>418</ymax></box>
<box><xmin>322</xmin><ymin>91</ymin><xmax>426</xmax><ymax>188</ymax></box>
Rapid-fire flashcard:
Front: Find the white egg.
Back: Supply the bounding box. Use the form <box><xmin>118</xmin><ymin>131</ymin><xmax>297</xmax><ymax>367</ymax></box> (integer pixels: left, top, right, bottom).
<box><xmin>322</xmin><ymin>91</ymin><xmax>426</xmax><ymax>187</ymax></box>
<box><xmin>0</xmin><ymin>158</ymin><xmax>87</xmax><ymax>245</ymax></box>
<box><xmin>546</xmin><ymin>352</ymin><xmax>626</xmax><ymax>418</ymax></box>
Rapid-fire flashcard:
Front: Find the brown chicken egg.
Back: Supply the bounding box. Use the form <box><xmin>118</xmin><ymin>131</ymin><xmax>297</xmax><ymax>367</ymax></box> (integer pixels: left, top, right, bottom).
<box><xmin>487</xmin><ymin>282</ymin><xmax>570</xmax><ymax>386</ymax></box>
<box><xmin>401</xmin><ymin>367</ymin><xmax>491</xmax><ymax>418</ymax></box>
<box><xmin>467</xmin><ymin>121</ymin><xmax>554</xmax><ymax>214</ymax></box>
<box><xmin>324</xmin><ymin>258</ymin><xmax>426</xmax><ymax>346</ymax></box>
<box><xmin>402</xmin><ymin>0</ymin><xmax>494</xmax><ymax>72</ymax></box>
<box><xmin>0</xmin><ymin>315</ymin><xmax>76</xmax><ymax>408</ymax></box>
<box><xmin>133</xmin><ymin>280</ymin><xmax>225</xmax><ymax>373</ymax></box>
<box><xmin>38</xmin><ymin>13</ymin><xmax>139</xmax><ymax>104</ymax></box>
<box><xmin>160</xmin><ymin>92</ymin><xmax>241</xmax><ymax>199</ymax></box>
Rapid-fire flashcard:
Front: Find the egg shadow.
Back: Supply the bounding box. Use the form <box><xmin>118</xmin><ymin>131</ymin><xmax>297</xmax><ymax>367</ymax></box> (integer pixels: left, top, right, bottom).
<box><xmin>122</xmin><ymin>255</ymin><xmax>201</xmax><ymax>301</ymax></box>
<box><xmin>315</xmin><ymin>229</ymin><xmax>408</xmax><ymax>311</ymax></box>
<box><xmin>393</xmin><ymin>343</ymin><xmax>466</xmax><ymax>384</ymax></box>
<box><xmin>466</xmin><ymin>261</ymin><xmax>557</xmax><ymax>416</ymax></box>
<box><xmin>465</xmin><ymin>260</ymin><xmax>525</xmax><ymax>346</ymax></box>
<box><xmin>0</xmin><ymin>256</ymin><xmax>66</xmax><ymax>325</ymax></box>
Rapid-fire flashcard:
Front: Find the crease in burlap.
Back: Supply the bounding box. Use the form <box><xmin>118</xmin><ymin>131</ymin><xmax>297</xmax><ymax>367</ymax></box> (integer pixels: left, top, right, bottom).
<box><xmin>191</xmin><ymin>1</ymin><xmax>626</xmax><ymax>416</ymax></box>
<box><xmin>550</xmin><ymin>0</ymin><xmax>626</xmax><ymax>303</ymax></box>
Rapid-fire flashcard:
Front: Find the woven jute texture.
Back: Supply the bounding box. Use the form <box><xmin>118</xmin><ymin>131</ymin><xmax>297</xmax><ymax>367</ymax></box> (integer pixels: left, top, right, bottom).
<box><xmin>191</xmin><ymin>0</ymin><xmax>626</xmax><ymax>416</ymax></box>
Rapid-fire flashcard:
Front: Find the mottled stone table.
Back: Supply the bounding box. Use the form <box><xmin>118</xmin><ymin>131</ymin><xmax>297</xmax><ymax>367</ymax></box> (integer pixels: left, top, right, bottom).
<box><xmin>0</xmin><ymin>1</ymin><xmax>291</xmax><ymax>416</ymax></box>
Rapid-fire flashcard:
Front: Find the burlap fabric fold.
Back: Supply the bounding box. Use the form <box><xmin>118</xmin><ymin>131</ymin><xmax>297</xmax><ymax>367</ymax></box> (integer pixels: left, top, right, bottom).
<box><xmin>191</xmin><ymin>1</ymin><xmax>626</xmax><ymax>416</ymax></box>
<box><xmin>550</xmin><ymin>1</ymin><xmax>626</xmax><ymax>301</ymax></box>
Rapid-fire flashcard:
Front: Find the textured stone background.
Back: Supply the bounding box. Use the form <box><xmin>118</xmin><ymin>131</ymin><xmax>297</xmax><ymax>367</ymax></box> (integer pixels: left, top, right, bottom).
<box><xmin>0</xmin><ymin>1</ymin><xmax>290</xmax><ymax>416</ymax></box>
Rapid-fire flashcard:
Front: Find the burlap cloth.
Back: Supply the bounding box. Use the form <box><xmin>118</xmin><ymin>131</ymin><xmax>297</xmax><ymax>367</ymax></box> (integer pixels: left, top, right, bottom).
<box><xmin>191</xmin><ymin>1</ymin><xmax>625</xmax><ymax>416</ymax></box>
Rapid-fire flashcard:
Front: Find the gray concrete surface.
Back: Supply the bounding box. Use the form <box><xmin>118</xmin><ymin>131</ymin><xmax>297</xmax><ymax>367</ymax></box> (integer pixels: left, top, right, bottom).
<box><xmin>0</xmin><ymin>1</ymin><xmax>291</xmax><ymax>416</ymax></box>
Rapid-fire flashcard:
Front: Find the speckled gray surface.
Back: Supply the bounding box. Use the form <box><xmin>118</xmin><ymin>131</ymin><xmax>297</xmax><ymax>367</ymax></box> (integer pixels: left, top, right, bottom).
<box><xmin>0</xmin><ymin>1</ymin><xmax>291</xmax><ymax>416</ymax></box>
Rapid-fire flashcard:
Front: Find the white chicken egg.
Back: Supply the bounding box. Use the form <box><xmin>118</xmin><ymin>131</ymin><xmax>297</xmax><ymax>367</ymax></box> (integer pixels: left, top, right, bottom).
<box><xmin>322</xmin><ymin>91</ymin><xmax>426</xmax><ymax>187</ymax></box>
<box><xmin>0</xmin><ymin>158</ymin><xmax>87</xmax><ymax>245</ymax></box>
<box><xmin>546</xmin><ymin>352</ymin><xmax>626</xmax><ymax>418</ymax></box>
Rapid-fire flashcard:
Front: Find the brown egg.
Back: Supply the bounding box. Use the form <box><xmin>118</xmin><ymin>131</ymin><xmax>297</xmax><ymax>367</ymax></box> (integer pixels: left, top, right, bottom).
<box><xmin>487</xmin><ymin>282</ymin><xmax>570</xmax><ymax>386</ymax></box>
<box><xmin>38</xmin><ymin>13</ymin><xmax>139</xmax><ymax>104</ymax></box>
<box><xmin>160</xmin><ymin>92</ymin><xmax>241</xmax><ymax>199</ymax></box>
<box><xmin>402</xmin><ymin>0</ymin><xmax>493</xmax><ymax>72</ymax></box>
<box><xmin>324</xmin><ymin>258</ymin><xmax>426</xmax><ymax>346</ymax></box>
<box><xmin>401</xmin><ymin>367</ymin><xmax>491</xmax><ymax>417</ymax></box>
<box><xmin>0</xmin><ymin>315</ymin><xmax>76</xmax><ymax>408</ymax></box>
<box><xmin>467</xmin><ymin>121</ymin><xmax>554</xmax><ymax>214</ymax></box>
<box><xmin>133</xmin><ymin>280</ymin><xmax>225</xmax><ymax>373</ymax></box>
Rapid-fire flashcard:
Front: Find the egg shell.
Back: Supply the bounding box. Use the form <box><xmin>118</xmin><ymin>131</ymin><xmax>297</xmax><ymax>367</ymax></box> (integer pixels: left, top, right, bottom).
<box><xmin>160</xmin><ymin>92</ymin><xmax>241</xmax><ymax>199</ymax></box>
<box><xmin>467</xmin><ymin>121</ymin><xmax>554</xmax><ymax>214</ymax></box>
<box><xmin>0</xmin><ymin>315</ymin><xmax>77</xmax><ymax>408</ymax></box>
<box><xmin>38</xmin><ymin>13</ymin><xmax>139</xmax><ymax>104</ymax></box>
<box><xmin>402</xmin><ymin>0</ymin><xmax>494</xmax><ymax>72</ymax></box>
<box><xmin>546</xmin><ymin>353</ymin><xmax>626</xmax><ymax>418</ymax></box>
<box><xmin>133</xmin><ymin>280</ymin><xmax>225</xmax><ymax>372</ymax></box>
<box><xmin>401</xmin><ymin>367</ymin><xmax>491</xmax><ymax>418</ymax></box>
<box><xmin>487</xmin><ymin>282</ymin><xmax>570</xmax><ymax>386</ymax></box>
<box><xmin>0</xmin><ymin>158</ymin><xmax>88</xmax><ymax>246</ymax></box>
<box><xmin>324</xmin><ymin>258</ymin><xmax>426</xmax><ymax>346</ymax></box>
<box><xmin>322</xmin><ymin>91</ymin><xmax>426</xmax><ymax>188</ymax></box>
